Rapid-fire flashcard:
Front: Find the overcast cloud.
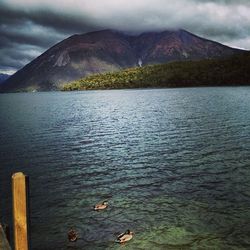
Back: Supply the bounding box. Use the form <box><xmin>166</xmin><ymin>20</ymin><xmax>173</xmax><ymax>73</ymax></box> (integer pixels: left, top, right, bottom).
<box><xmin>0</xmin><ymin>0</ymin><xmax>250</xmax><ymax>74</ymax></box>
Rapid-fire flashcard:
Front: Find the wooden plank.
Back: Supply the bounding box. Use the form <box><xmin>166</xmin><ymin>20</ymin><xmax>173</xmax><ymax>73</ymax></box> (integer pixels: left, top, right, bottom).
<box><xmin>0</xmin><ymin>224</ymin><xmax>11</xmax><ymax>250</ymax></box>
<box><xmin>12</xmin><ymin>172</ymin><xmax>29</xmax><ymax>250</ymax></box>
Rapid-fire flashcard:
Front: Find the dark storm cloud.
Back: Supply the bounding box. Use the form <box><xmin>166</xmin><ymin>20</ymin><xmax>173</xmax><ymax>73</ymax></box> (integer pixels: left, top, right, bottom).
<box><xmin>0</xmin><ymin>0</ymin><xmax>250</xmax><ymax>74</ymax></box>
<box><xmin>0</xmin><ymin>4</ymin><xmax>102</xmax><ymax>35</ymax></box>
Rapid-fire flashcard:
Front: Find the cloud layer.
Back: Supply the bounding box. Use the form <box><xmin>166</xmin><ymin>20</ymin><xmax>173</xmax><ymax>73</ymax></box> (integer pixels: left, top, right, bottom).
<box><xmin>1</xmin><ymin>0</ymin><xmax>250</xmax><ymax>74</ymax></box>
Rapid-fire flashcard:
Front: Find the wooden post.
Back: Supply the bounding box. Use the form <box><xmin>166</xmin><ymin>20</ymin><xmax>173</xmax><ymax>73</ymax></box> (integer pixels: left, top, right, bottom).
<box><xmin>12</xmin><ymin>172</ymin><xmax>29</xmax><ymax>250</ymax></box>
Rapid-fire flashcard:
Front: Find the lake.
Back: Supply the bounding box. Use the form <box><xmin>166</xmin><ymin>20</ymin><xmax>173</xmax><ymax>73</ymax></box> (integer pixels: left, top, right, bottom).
<box><xmin>1</xmin><ymin>87</ymin><xmax>250</xmax><ymax>249</ymax></box>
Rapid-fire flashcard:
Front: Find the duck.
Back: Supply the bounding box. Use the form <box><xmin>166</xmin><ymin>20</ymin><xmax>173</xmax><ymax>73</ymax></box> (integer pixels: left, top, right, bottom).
<box><xmin>67</xmin><ymin>228</ymin><xmax>78</xmax><ymax>242</ymax></box>
<box><xmin>116</xmin><ymin>229</ymin><xmax>134</xmax><ymax>244</ymax></box>
<box><xmin>94</xmin><ymin>200</ymin><xmax>108</xmax><ymax>211</ymax></box>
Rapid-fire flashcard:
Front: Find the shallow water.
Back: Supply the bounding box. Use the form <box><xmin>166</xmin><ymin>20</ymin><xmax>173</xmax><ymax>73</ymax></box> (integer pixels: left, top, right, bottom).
<box><xmin>1</xmin><ymin>87</ymin><xmax>250</xmax><ymax>249</ymax></box>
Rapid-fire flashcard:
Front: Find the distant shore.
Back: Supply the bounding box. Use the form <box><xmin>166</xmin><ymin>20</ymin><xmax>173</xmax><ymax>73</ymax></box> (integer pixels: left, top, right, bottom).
<box><xmin>62</xmin><ymin>52</ymin><xmax>250</xmax><ymax>91</ymax></box>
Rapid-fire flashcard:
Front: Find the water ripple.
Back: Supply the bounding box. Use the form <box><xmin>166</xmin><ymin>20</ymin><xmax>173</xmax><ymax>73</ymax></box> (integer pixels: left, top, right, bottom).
<box><xmin>1</xmin><ymin>88</ymin><xmax>250</xmax><ymax>249</ymax></box>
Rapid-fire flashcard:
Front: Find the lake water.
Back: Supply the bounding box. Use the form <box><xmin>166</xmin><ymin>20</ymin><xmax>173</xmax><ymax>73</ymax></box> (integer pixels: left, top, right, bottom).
<box><xmin>1</xmin><ymin>87</ymin><xmax>250</xmax><ymax>250</ymax></box>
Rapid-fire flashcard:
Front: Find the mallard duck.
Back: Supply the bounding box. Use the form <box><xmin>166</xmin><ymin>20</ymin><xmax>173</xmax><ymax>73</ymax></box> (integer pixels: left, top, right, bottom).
<box><xmin>116</xmin><ymin>229</ymin><xmax>133</xmax><ymax>243</ymax></box>
<box><xmin>68</xmin><ymin>228</ymin><xmax>78</xmax><ymax>242</ymax></box>
<box><xmin>94</xmin><ymin>200</ymin><xmax>108</xmax><ymax>211</ymax></box>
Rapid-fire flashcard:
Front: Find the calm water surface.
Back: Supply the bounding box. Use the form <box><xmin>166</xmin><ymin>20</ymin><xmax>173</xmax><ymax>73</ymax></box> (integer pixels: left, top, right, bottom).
<box><xmin>1</xmin><ymin>88</ymin><xmax>250</xmax><ymax>249</ymax></box>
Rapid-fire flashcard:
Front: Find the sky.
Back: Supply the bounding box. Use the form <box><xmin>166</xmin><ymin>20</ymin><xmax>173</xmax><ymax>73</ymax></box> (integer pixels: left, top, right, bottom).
<box><xmin>0</xmin><ymin>0</ymin><xmax>250</xmax><ymax>74</ymax></box>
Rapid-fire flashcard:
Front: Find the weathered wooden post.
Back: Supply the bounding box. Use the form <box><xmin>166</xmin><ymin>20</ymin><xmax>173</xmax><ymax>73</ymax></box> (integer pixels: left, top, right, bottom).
<box><xmin>12</xmin><ymin>172</ymin><xmax>30</xmax><ymax>250</ymax></box>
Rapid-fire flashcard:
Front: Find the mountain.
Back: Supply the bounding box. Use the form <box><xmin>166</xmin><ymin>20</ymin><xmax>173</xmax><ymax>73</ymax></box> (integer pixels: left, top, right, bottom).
<box><xmin>63</xmin><ymin>52</ymin><xmax>250</xmax><ymax>91</ymax></box>
<box><xmin>0</xmin><ymin>73</ymin><xmax>10</xmax><ymax>84</ymax></box>
<box><xmin>0</xmin><ymin>29</ymin><xmax>244</xmax><ymax>92</ymax></box>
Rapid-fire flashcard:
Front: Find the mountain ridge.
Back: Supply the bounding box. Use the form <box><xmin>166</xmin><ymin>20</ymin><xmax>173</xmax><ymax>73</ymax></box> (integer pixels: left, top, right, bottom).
<box><xmin>0</xmin><ymin>73</ymin><xmax>10</xmax><ymax>84</ymax></box>
<box><xmin>0</xmin><ymin>29</ymin><xmax>245</xmax><ymax>92</ymax></box>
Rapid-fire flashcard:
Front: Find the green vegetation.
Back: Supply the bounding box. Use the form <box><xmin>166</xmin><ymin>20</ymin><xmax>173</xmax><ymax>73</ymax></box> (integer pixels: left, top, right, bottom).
<box><xmin>62</xmin><ymin>52</ymin><xmax>250</xmax><ymax>91</ymax></box>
